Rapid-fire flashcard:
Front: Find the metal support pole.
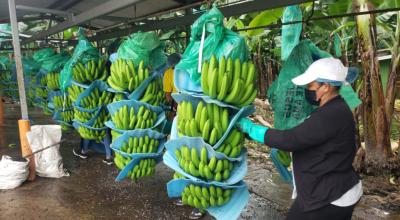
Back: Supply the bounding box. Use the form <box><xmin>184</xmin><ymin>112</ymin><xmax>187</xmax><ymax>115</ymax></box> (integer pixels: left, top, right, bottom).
<box><xmin>8</xmin><ymin>0</ymin><xmax>35</xmax><ymax>181</ymax></box>
<box><xmin>8</xmin><ymin>0</ymin><xmax>28</xmax><ymax>120</ymax></box>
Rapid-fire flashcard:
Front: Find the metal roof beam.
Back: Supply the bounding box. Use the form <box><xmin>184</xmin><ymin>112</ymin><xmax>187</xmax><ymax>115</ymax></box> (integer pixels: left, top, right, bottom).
<box><xmin>24</xmin><ymin>0</ymin><xmax>144</xmax><ymax>44</ymax></box>
<box><xmin>16</xmin><ymin>5</ymin><xmax>73</xmax><ymax>18</ymax></box>
<box><xmin>91</xmin><ymin>0</ymin><xmax>313</xmax><ymax>41</ymax></box>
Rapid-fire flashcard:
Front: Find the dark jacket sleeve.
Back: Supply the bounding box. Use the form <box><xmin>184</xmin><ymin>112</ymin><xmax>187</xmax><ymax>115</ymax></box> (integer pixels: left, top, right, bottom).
<box><xmin>264</xmin><ymin>108</ymin><xmax>339</xmax><ymax>152</ymax></box>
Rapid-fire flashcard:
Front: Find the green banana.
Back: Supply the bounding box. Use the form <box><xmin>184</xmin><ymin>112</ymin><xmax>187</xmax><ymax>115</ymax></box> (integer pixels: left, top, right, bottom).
<box><xmin>201</xmin><ymin>61</ymin><xmax>209</xmax><ymax>94</ymax></box>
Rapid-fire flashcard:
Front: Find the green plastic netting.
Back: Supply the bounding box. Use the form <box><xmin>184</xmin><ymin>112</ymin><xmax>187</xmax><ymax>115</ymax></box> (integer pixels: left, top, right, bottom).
<box><xmin>60</xmin><ymin>31</ymin><xmax>100</xmax><ymax>92</ymax></box>
<box><xmin>33</xmin><ymin>48</ymin><xmax>56</xmax><ymax>64</ymax></box>
<box><xmin>175</xmin><ymin>7</ymin><xmax>249</xmax><ymax>85</ymax></box>
<box><xmin>0</xmin><ymin>24</ymin><xmax>11</xmax><ymax>44</ymax></box>
<box><xmin>268</xmin><ymin>40</ymin><xmax>332</xmax><ymax>130</ymax></box>
<box><xmin>41</xmin><ymin>51</ymin><xmax>70</xmax><ymax>73</ymax></box>
<box><xmin>281</xmin><ymin>6</ymin><xmax>303</xmax><ymax>61</ymax></box>
<box><xmin>0</xmin><ymin>56</ymin><xmax>9</xmax><ymax>71</ymax></box>
<box><xmin>10</xmin><ymin>56</ymin><xmax>41</xmax><ymax>77</ymax></box>
<box><xmin>117</xmin><ymin>31</ymin><xmax>166</xmax><ymax>69</ymax></box>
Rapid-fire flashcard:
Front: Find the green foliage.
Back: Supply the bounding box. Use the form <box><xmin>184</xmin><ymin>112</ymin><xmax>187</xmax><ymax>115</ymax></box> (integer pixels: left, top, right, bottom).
<box><xmin>247</xmin><ymin>8</ymin><xmax>283</xmax><ymax>36</ymax></box>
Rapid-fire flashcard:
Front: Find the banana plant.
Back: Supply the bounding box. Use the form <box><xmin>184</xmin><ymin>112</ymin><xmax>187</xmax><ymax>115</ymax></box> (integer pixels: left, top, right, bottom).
<box><xmin>353</xmin><ymin>0</ymin><xmax>400</xmax><ymax>173</ymax></box>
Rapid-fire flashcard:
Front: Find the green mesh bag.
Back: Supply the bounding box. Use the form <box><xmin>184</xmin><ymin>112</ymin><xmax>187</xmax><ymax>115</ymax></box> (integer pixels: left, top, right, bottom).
<box><xmin>33</xmin><ymin>48</ymin><xmax>56</xmax><ymax>64</ymax></box>
<box><xmin>117</xmin><ymin>31</ymin><xmax>166</xmax><ymax>69</ymax></box>
<box><xmin>0</xmin><ymin>24</ymin><xmax>11</xmax><ymax>43</ymax></box>
<box><xmin>0</xmin><ymin>56</ymin><xmax>9</xmax><ymax>71</ymax></box>
<box><xmin>60</xmin><ymin>31</ymin><xmax>99</xmax><ymax>92</ymax></box>
<box><xmin>11</xmin><ymin>56</ymin><xmax>41</xmax><ymax>77</ymax></box>
<box><xmin>268</xmin><ymin>40</ymin><xmax>331</xmax><ymax>130</ymax></box>
<box><xmin>281</xmin><ymin>6</ymin><xmax>303</xmax><ymax>61</ymax></box>
<box><xmin>175</xmin><ymin>7</ymin><xmax>249</xmax><ymax>86</ymax></box>
<box><xmin>41</xmin><ymin>51</ymin><xmax>70</xmax><ymax>73</ymax></box>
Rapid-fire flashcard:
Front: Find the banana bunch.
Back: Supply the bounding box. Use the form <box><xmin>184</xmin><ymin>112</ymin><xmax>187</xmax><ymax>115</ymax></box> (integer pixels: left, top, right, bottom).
<box><xmin>91</xmin><ymin>110</ymin><xmax>111</xmax><ymax>128</ymax></box>
<box><xmin>44</xmin><ymin>107</ymin><xmax>53</xmax><ymax>116</ymax></box>
<box><xmin>111</xmin><ymin>105</ymin><xmax>158</xmax><ymax>130</ymax></box>
<box><xmin>139</xmin><ymin>78</ymin><xmax>165</xmax><ymax>106</ymax></box>
<box><xmin>177</xmin><ymin>101</ymin><xmax>229</xmax><ymax>146</ymax></box>
<box><xmin>68</xmin><ymin>84</ymin><xmax>85</xmax><ymax>102</ymax></box>
<box><xmin>35</xmin><ymin>87</ymin><xmax>48</xmax><ymax>99</ymax></box>
<box><xmin>53</xmin><ymin>95</ymin><xmax>72</xmax><ymax>109</ymax></box>
<box><xmin>113</xmin><ymin>93</ymin><xmax>126</xmax><ymax>102</ymax></box>
<box><xmin>108</xmin><ymin>59</ymin><xmax>150</xmax><ymax>92</ymax></box>
<box><xmin>72</xmin><ymin>59</ymin><xmax>107</xmax><ymax>84</ymax></box>
<box><xmin>216</xmin><ymin>128</ymin><xmax>244</xmax><ymax>158</ymax></box>
<box><xmin>201</xmin><ymin>55</ymin><xmax>258</xmax><ymax>107</ymax></box>
<box><xmin>173</xmin><ymin>171</ymin><xmax>185</xmax><ymax>179</ymax></box>
<box><xmin>120</xmin><ymin>136</ymin><xmax>160</xmax><ymax>154</ymax></box>
<box><xmin>111</xmin><ymin>130</ymin><xmax>122</xmax><ymax>142</ymax></box>
<box><xmin>40</xmin><ymin>76</ymin><xmax>47</xmax><ymax>86</ymax></box>
<box><xmin>60</xmin><ymin>110</ymin><xmax>74</xmax><ymax>122</ymax></box>
<box><xmin>61</xmin><ymin>124</ymin><xmax>70</xmax><ymax>131</ymax></box>
<box><xmin>127</xmin><ymin>158</ymin><xmax>157</xmax><ymax>182</ymax></box>
<box><xmin>46</xmin><ymin>72</ymin><xmax>60</xmax><ymax>90</ymax></box>
<box><xmin>277</xmin><ymin>150</ymin><xmax>291</xmax><ymax>167</ymax></box>
<box><xmin>74</xmin><ymin>109</ymin><xmax>97</xmax><ymax>123</ymax></box>
<box><xmin>175</xmin><ymin>146</ymin><xmax>233</xmax><ymax>182</ymax></box>
<box><xmin>80</xmin><ymin>88</ymin><xmax>114</xmax><ymax>109</ymax></box>
<box><xmin>77</xmin><ymin>126</ymin><xmax>106</xmax><ymax>141</ymax></box>
<box><xmin>114</xmin><ymin>152</ymin><xmax>132</xmax><ymax>170</ymax></box>
<box><xmin>181</xmin><ymin>184</ymin><xmax>233</xmax><ymax>211</ymax></box>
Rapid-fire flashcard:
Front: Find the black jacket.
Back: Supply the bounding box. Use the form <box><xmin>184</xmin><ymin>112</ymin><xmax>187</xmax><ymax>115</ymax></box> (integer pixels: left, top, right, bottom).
<box><xmin>265</xmin><ymin>96</ymin><xmax>360</xmax><ymax>212</ymax></box>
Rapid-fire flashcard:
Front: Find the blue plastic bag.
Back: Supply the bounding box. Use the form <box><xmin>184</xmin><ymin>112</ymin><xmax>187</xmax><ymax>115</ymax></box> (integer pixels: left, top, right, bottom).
<box><xmin>48</xmin><ymin>90</ymin><xmax>72</xmax><ymax>110</ymax></box>
<box><xmin>167</xmin><ymin>179</ymin><xmax>249</xmax><ymax>220</ymax></box>
<box><xmin>77</xmin><ymin>106</ymin><xmax>108</xmax><ymax>127</ymax></box>
<box><xmin>127</xmin><ymin>70</ymin><xmax>161</xmax><ymax>100</ymax></box>
<box><xmin>163</xmin><ymin>137</ymin><xmax>247</xmax><ymax>186</ymax></box>
<box><xmin>72</xmin><ymin>120</ymin><xmax>108</xmax><ymax>141</ymax></box>
<box><xmin>270</xmin><ymin>148</ymin><xmax>293</xmax><ymax>184</ymax></box>
<box><xmin>105</xmin><ymin>99</ymin><xmax>166</xmax><ymax>133</ymax></box>
<box><xmin>110</xmin><ymin>129</ymin><xmax>166</xmax><ymax>158</ymax></box>
<box><xmin>74</xmin><ymin>80</ymin><xmax>112</xmax><ymax>110</ymax></box>
<box><xmin>115</xmin><ymin>153</ymin><xmax>163</xmax><ymax>181</ymax></box>
<box><xmin>71</xmin><ymin>80</ymin><xmax>91</xmax><ymax>90</ymax></box>
<box><xmin>53</xmin><ymin>108</ymin><xmax>74</xmax><ymax>124</ymax></box>
<box><xmin>171</xmin><ymin>93</ymin><xmax>254</xmax><ymax>149</ymax></box>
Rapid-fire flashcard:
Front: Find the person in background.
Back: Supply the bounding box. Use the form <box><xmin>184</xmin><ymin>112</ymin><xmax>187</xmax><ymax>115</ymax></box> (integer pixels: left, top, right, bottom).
<box><xmin>73</xmin><ymin>45</ymin><xmax>119</xmax><ymax>166</ymax></box>
<box><xmin>238</xmin><ymin>58</ymin><xmax>362</xmax><ymax>220</ymax></box>
<box><xmin>163</xmin><ymin>53</ymin><xmax>181</xmax><ymax>121</ymax></box>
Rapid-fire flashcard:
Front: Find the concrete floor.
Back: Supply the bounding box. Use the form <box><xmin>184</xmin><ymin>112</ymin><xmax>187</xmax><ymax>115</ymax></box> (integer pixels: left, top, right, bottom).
<box><xmin>2</xmin><ymin>103</ymin><xmax>397</xmax><ymax>220</ymax></box>
<box><xmin>0</xmin><ymin>103</ymin><xmax>288</xmax><ymax>220</ymax></box>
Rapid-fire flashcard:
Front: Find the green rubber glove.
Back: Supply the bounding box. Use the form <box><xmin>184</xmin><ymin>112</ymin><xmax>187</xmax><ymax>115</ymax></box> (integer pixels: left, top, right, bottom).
<box><xmin>237</xmin><ymin>118</ymin><xmax>269</xmax><ymax>144</ymax></box>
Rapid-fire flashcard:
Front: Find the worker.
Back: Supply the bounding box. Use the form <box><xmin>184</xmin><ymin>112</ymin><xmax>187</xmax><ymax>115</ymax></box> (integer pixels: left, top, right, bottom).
<box><xmin>163</xmin><ymin>53</ymin><xmax>180</xmax><ymax>121</ymax></box>
<box><xmin>237</xmin><ymin>58</ymin><xmax>362</xmax><ymax>220</ymax></box>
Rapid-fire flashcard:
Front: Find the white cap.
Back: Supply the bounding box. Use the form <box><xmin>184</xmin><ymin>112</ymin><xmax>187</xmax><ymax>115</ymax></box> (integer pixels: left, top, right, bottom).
<box><xmin>291</xmin><ymin>58</ymin><xmax>349</xmax><ymax>86</ymax></box>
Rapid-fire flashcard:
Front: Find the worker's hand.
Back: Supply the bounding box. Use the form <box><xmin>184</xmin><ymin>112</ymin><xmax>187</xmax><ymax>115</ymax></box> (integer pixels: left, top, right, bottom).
<box><xmin>237</xmin><ymin>118</ymin><xmax>254</xmax><ymax>134</ymax></box>
<box><xmin>237</xmin><ymin>117</ymin><xmax>269</xmax><ymax>144</ymax></box>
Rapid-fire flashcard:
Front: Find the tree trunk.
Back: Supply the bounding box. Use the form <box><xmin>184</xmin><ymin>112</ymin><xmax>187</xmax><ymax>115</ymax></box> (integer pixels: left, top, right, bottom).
<box><xmin>255</xmin><ymin>40</ymin><xmax>268</xmax><ymax>99</ymax></box>
<box><xmin>354</xmin><ymin>0</ymin><xmax>394</xmax><ymax>174</ymax></box>
<box><xmin>384</xmin><ymin>11</ymin><xmax>400</xmax><ymax>128</ymax></box>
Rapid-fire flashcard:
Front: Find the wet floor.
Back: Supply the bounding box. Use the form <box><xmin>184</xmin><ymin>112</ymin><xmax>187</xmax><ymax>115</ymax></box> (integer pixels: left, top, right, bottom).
<box><xmin>3</xmin><ymin>102</ymin><xmax>396</xmax><ymax>220</ymax></box>
<box><xmin>0</xmin><ymin>102</ymin><xmax>291</xmax><ymax>220</ymax></box>
<box><xmin>0</xmin><ymin>103</ymin><xmax>207</xmax><ymax>220</ymax></box>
